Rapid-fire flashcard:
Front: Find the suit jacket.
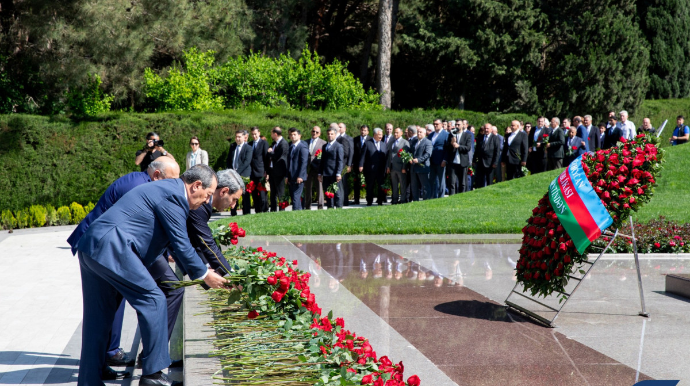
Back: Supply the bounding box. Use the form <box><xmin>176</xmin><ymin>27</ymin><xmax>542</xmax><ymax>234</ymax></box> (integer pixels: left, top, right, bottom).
<box><xmin>527</xmin><ymin>126</ymin><xmax>551</xmax><ymax>159</ymax></box>
<box><xmin>603</xmin><ymin>126</ymin><xmax>622</xmax><ymax>149</ymax></box>
<box><xmin>474</xmin><ymin>133</ymin><xmax>500</xmax><ymax>168</ymax></box>
<box><xmin>501</xmin><ymin>131</ymin><xmax>529</xmax><ymax>165</ymax></box>
<box><xmin>188</xmin><ymin>201</ymin><xmax>232</xmax><ymax>275</ymax></box>
<box><xmin>564</xmin><ymin>136</ymin><xmax>586</xmax><ymax>165</ymax></box>
<box><xmin>359</xmin><ymin>138</ymin><xmax>388</xmax><ymax>176</ymax></box>
<box><xmin>77</xmin><ymin>178</ymin><xmax>208</xmax><ymax>280</ymax></box>
<box><xmin>287</xmin><ymin>141</ymin><xmax>309</xmax><ymax>182</ymax></box>
<box><xmin>428</xmin><ymin>130</ymin><xmax>449</xmax><ymax>166</ymax></box>
<box><xmin>185</xmin><ymin>149</ymin><xmax>209</xmax><ymax>171</ymax></box>
<box><xmin>319</xmin><ymin>141</ymin><xmax>344</xmax><ymax>177</ymax></box>
<box><xmin>547</xmin><ymin>127</ymin><xmax>565</xmax><ymax>159</ymax></box>
<box><xmin>268</xmin><ymin>138</ymin><xmax>289</xmax><ymax>176</ymax></box>
<box><xmin>382</xmin><ymin>134</ymin><xmax>394</xmax><ymax>146</ymax></box>
<box><xmin>226</xmin><ymin>142</ymin><xmax>253</xmax><ymax>177</ymax></box>
<box><xmin>446</xmin><ymin>131</ymin><xmax>473</xmax><ymax>168</ymax></box>
<box><xmin>412</xmin><ymin>137</ymin><xmax>433</xmax><ymax>173</ymax></box>
<box><xmin>306</xmin><ymin>137</ymin><xmax>327</xmax><ymax>171</ymax></box>
<box><xmin>248</xmin><ymin>139</ymin><xmax>268</xmax><ymax>179</ymax></box>
<box><xmin>67</xmin><ymin>171</ymin><xmax>151</xmax><ymax>255</ymax></box>
<box><xmin>386</xmin><ymin>137</ymin><xmax>411</xmax><ymax>172</ymax></box>
<box><xmin>337</xmin><ymin>134</ymin><xmax>354</xmax><ymax>168</ymax></box>
<box><xmin>586</xmin><ymin>125</ymin><xmax>600</xmax><ymax>151</ymax></box>
<box><xmin>566</xmin><ymin>125</ymin><xmax>589</xmax><ymax>152</ymax></box>
<box><xmin>353</xmin><ymin>135</ymin><xmax>369</xmax><ymax>171</ymax></box>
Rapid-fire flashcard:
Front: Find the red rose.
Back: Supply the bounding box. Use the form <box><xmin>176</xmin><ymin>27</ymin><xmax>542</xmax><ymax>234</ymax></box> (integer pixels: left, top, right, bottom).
<box><xmin>373</xmin><ymin>379</ymin><xmax>384</xmax><ymax>386</ymax></box>
<box><xmin>620</xmin><ymin>137</ymin><xmax>627</xmax><ymax>143</ymax></box>
<box><xmin>407</xmin><ymin>375</ymin><xmax>421</xmax><ymax>386</ymax></box>
<box><xmin>564</xmin><ymin>255</ymin><xmax>571</xmax><ymax>263</ymax></box>
<box><xmin>267</xmin><ymin>276</ymin><xmax>277</xmax><ymax>285</ymax></box>
<box><xmin>279</xmin><ymin>277</ymin><xmax>290</xmax><ymax>291</ymax></box>
<box><xmin>275</xmin><ymin>270</ymin><xmax>284</xmax><ymax>278</ymax></box>
<box><xmin>230</xmin><ymin>237</ymin><xmax>239</xmax><ymax>245</ymax></box>
<box><xmin>361</xmin><ymin>375</ymin><xmax>374</xmax><ymax>385</ymax></box>
<box><xmin>247</xmin><ymin>310</ymin><xmax>259</xmax><ymax>319</ymax></box>
<box><xmin>572</xmin><ymin>146</ymin><xmax>578</xmax><ymax>150</ymax></box>
<box><xmin>271</xmin><ymin>291</ymin><xmax>284</xmax><ymax>302</ymax></box>
<box><xmin>654</xmin><ymin>242</ymin><xmax>661</xmax><ymax>248</ymax></box>
<box><xmin>380</xmin><ymin>356</ymin><xmax>393</xmax><ymax>367</ymax></box>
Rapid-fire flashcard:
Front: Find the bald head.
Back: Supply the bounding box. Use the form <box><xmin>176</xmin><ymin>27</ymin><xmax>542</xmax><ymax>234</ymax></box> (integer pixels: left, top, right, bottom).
<box><xmin>148</xmin><ymin>157</ymin><xmax>180</xmax><ymax>180</ymax></box>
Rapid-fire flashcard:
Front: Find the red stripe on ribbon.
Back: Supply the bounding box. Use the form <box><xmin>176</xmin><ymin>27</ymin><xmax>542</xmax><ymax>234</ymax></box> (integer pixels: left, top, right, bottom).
<box><xmin>558</xmin><ymin>167</ymin><xmax>602</xmax><ymax>242</ymax></box>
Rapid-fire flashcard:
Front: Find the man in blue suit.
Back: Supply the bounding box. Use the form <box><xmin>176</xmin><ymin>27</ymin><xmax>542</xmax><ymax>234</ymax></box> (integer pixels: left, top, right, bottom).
<box><xmin>410</xmin><ymin>127</ymin><xmax>433</xmax><ymax>201</ymax></box>
<box><xmin>76</xmin><ymin>165</ymin><xmax>227</xmax><ymax>386</ymax></box>
<box><xmin>66</xmin><ymin>157</ymin><xmax>179</xmax><ymax>379</ymax></box>
<box><xmin>428</xmin><ymin>119</ymin><xmax>449</xmax><ymax>198</ymax></box>
<box><xmin>286</xmin><ymin>128</ymin><xmax>309</xmax><ymax>210</ymax></box>
<box><xmin>573</xmin><ymin>117</ymin><xmax>590</xmax><ymax>153</ymax></box>
<box><xmin>318</xmin><ymin>127</ymin><xmax>345</xmax><ymax>208</ymax></box>
<box><xmin>564</xmin><ymin>127</ymin><xmax>587</xmax><ymax>166</ymax></box>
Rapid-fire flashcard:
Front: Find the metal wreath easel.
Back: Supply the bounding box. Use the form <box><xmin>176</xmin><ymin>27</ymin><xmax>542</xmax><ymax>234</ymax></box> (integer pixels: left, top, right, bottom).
<box><xmin>505</xmin><ymin>216</ymin><xmax>649</xmax><ymax>328</ymax></box>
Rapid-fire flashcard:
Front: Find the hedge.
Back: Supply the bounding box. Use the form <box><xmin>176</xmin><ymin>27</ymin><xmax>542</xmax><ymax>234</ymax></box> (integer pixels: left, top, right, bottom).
<box><xmin>1</xmin><ymin>202</ymin><xmax>94</xmax><ymax>230</ymax></box>
<box><xmin>0</xmin><ymin>100</ymin><xmax>683</xmax><ymax>212</ymax></box>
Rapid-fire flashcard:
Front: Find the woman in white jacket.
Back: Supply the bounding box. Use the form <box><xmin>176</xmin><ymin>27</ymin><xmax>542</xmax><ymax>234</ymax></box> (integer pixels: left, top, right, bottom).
<box><xmin>185</xmin><ymin>136</ymin><xmax>209</xmax><ymax>171</ymax></box>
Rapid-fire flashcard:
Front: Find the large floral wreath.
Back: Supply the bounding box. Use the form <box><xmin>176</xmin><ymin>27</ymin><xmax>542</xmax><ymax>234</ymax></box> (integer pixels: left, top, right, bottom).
<box><xmin>516</xmin><ymin>134</ymin><xmax>664</xmax><ymax>298</ymax></box>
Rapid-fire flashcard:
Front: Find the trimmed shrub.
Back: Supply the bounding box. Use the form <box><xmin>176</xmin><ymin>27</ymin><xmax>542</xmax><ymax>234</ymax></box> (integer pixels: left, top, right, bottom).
<box><xmin>15</xmin><ymin>209</ymin><xmax>29</xmax><ymax>229</ymax></box>
<box><xmin>46</xmin><ymin>205</ymin><xmax>58</xmax><ymax>226</ymax></box>
<box><xmin>57</xmin><ymin>206</ymin><xmax>72</xmax><ymax>226</ymax></box>
<box><xmin>70</xmin><ymin>202</ymin><xmax>86</xmax><ymax>224</ymax></box>
<box><xmin>28</xmin><ymin>205</ymin><xmax>47</xmax><ymax>227</ymax></box>
<box><xmin>84</xmin><ymin>202</ymin><xmax>95</xmax><ymax>214</ymax></box>
<box><xmin>1</xmin><ymin>209</ymin><xmax>17</xmax><ymax>230</ymax></box>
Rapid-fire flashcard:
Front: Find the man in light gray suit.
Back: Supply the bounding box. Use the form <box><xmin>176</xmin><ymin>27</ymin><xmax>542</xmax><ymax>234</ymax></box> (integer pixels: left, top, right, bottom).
<box><xmin>410</xmin><ymin>127</ymin><xmax>433</xmax><ymax>201</ymax></box>
<box><xmin>305</xmin><ymin>126</ymin><xmax>327</xmax><ymax>210</ymax></box>
<box><xmin>386</xmin><ymin>127</ymin><xmax>410</xmax><ymax>204</ymax></box>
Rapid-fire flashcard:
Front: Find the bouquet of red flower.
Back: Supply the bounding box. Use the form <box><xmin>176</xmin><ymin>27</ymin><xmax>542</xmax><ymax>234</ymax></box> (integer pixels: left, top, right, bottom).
<box><xmin>542</xmin><ymin>133</ymin><xmax>550</xmax><ymax>145</ymax></box>
<box><xmin>325</xmin><ymin>182</ymin><xmax>338</xmax><ymax>200</ymax></box>
<box><xmin>279</xmin><ymin>190</ymin><xmax>290</xmax><ymax>210</ymax></box>
<box><xmin>315</xmin><ymin>149</ymin><xmax>323</xmax><ymax>159</ymax></box>
<box><xmin>468</xmin><ymin>166</ymin><xmax>475</xmax><ymax>177</ymax></box>
<box><xmin>516</xmin><ymin>134</ymin><xmax>664</xmax><ymax>298</ymax></box>
<box><xmin>360</xmin><ymin>173</ymin><xmax>366</xmax><ymax>188</ymax></box>
<box><xmin>397</xmin><ymin>148</ymin><xmax>413</xmax><ymax>164</ymax></box>
<box><xmin>381</xmin><ymin>179</ymin><xmax>392</xmax><ymax>195</ymax></box>
<box><xmin>245</xmin><ymin>180</ymin><xmax>256</xmax><ymax>194</ymax></box>
<box><xmin>566</xmin><ymin>145</ymin><xmax>578</xmax><ymax>156</ymax></box>
<box><xmin>212</xmin><ymin>222</ymin><xmax>246</xmax><ymax>246</ymax></box>
<box><xmin>258</xmin><ymin>176</ymin><xmax>268</xmax><ymax>192</ymax></box>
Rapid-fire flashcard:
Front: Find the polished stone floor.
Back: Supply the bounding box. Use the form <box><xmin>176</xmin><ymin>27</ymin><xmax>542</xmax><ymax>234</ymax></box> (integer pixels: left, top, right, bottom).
<box><xmin>2</xmin><ymin>227</ymin><xmax>690</xmax><ymax>385</ymax></box>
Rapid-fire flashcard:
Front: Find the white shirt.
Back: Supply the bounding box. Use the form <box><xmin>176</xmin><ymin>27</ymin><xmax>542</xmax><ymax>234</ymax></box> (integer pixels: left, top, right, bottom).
<box><xmin>620</xmin><ymin>120</ymin><xmax>636</xmax><ymax>140</ymax></box>
<box><xmin>507</xmin><ymin>131</ymin><xmax>518</xmax><ymax>146</ymax></box>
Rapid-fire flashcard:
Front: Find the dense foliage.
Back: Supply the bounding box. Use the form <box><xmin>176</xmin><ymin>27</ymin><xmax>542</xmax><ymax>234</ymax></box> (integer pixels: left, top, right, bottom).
<box><xmin>0</xmin><ymin>0</ymin><xmax>686</xmax><ymax>116</ymax></box>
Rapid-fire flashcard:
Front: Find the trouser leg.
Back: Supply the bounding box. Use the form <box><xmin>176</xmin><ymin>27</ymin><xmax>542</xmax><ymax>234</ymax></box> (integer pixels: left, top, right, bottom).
<box><xmin>148</xmin><ymin>255</ymin><xmax>183</xmax><ymax>341</ymax></box>
<box><xmin>106</xmin><ymin>296</ymin><xmax>126</xmax><ymax>357</ymax></box>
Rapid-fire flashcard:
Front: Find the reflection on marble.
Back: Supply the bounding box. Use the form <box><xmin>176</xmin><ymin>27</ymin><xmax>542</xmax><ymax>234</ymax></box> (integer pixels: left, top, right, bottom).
<box><xmin>293</xmin><ymin>241</ymin><xmax>652</xmax><ymax>386</ymax></box>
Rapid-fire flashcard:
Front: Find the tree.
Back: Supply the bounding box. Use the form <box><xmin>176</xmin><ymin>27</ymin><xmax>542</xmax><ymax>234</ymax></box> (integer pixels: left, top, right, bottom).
<box><xmin>638</xmin><ymin>0</ymin><xmax>690</xmax><ymax>99</ymax></box>
<box><xmin>376</xmin><ymin>0</ymin><xmax>393</xmax><ymax>109</ymax></box>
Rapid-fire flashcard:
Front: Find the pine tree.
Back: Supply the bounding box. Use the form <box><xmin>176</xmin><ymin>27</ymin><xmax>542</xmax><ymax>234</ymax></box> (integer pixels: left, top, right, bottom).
<box><xmin>638</xmin><ymin>0</ymin><xmax>690</xmax><ymax>99</ymax></box>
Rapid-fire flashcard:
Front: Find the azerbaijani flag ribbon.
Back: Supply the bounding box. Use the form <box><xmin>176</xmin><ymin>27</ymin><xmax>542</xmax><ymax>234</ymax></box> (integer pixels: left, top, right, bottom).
<box><xmin>548</xmin><ymin>156</ymin><xmax>613</xmax><ymax>254</ymax></box>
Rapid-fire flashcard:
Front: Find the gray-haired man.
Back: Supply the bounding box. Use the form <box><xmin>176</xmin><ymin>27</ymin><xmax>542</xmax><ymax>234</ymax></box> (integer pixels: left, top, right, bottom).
<box><xmin>386</xmin><ymin>127</ymin><xmax>410</xmax><ymax>204</ymax></box>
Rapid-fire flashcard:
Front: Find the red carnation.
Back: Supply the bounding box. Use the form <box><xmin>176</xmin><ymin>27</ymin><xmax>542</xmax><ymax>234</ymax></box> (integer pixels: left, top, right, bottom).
<box><xmin>407</xmin><ymin>375</ymin><xmax>421</xmax><ymax>386</ymax></box>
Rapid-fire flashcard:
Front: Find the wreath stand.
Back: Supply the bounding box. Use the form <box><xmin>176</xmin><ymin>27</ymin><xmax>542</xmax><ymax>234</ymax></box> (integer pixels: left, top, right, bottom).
<box><xmin>504</xmin><ymin>216</ymin><xmax>649</xmax><ymax>327</ymax></box>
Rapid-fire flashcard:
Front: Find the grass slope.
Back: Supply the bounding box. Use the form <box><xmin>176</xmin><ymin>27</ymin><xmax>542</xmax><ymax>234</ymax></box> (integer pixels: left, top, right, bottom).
<box><xmin>213</xmin><ymin>144</ymin><xmax>689</xmax><ymax>235</ymax></box>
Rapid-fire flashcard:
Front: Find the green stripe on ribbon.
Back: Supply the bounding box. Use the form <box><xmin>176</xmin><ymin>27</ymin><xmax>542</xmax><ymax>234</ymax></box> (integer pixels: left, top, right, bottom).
<box><xmin>549</xmin><ymin>179</ymin><xmax>589</xmax><ymax>253</ymax></box>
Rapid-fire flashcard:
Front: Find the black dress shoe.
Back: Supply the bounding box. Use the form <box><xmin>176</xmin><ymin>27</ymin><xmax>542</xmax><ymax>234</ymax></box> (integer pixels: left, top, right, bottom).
<box><xmin>140</xmin><ymin>371</ymin><xmax>182</xmax><ymax>386</ymax></box>
<box><xmin>169</xmin><ymin>359</ymin><xmax>183</xmax><ymax>368</ymax></box>
<box><xmin>106</xmin><ymin>348</ymin><xmax>135</xmax><ymax>367</ymax></box>
<box><xmin>101</xmin><ymin>366</ymin><xmax>131</xmax><ymax>380</ymax></box>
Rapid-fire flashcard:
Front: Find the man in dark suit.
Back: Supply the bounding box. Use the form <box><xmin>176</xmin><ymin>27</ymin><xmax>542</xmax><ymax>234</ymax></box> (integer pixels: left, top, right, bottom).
<box><xmin>305</xmin><ymin>126</ymin><xmax>327</xmax><ymax>210</ymax></box>
<box><xmin>564</xmin><ymin>127</ymin><xmax>587</xmax><ymax>166</ymax></box>
<box><xmin>446</xmin><ymin>125</ymin><xmax>473</xmax><ymax>194</ymax></box>
<box><xmin>383</xmin><ymin>123</ymin><xmax>394</xmax><ymax>145</ymax></box>
<box><xmin>187</xmin><ymin>169</ymin><xmax>243</xmax><ymax>276</ymax></box>
<box><xmin>286</xmin><ymin>128</ymin><xmax>309</xmax><ymax>210</ymax></box>
<box><xmin>75</xmin><ymin>165</ymin><xmax>227</xmax><ymax>386</ymax></box>
<box><xmin>410</xmin><ymin>127</ymin><xmax>433</xmax><ymax>201</ymax></box>
<box><xmin>267</xmin><ymin>127</ymin><xmax>289</xmax><ymax>211</ymax></box>
<box><xmin>527</xmin><ymin>117</ymin><xmax>550</xmax><ymax>174</ymax></box>
<box><xmin>336</xmin><ymin>123</ymin><xmax>354</xmax><ymax>206</ymax></box>
<box><xmin>428</xmin><ymin>119</ymin><xmax>449</xmax><ymax>198</ymax></box>
<box><xmin>501</xmin><ymin>120</ymin><xmax>529</xmax><ymax>181</ymax></box>
<box><xmin>603</xmin><ymin>116</ymin><xmax>622</xmax><ymax>149</ymax></box>
<box><xmin>352</xmin><ymin>125</ymin><xmax>369</xmax><ymax>205</ymax></box>
<box><xmin>405</xmin><ymin>126</ymin><xmax>418</xmax><ymax>202</ymax></box>
<box><xmin>584</xmin><ymin>115</ymin><xmax>600</xmax><ymax>152</ymax></box>
<box><xmin>248</xmin><ymin>127</ymin><xmax>269</xmax><ymax>213</ymax></box>
<box><xmin>226</xmin><ymin>130</ymin><xmax>253</xmax><ymax>216</ymax></box>
<box><xmin>67</xmin><ymin>158</ymin><xmax>180</xmax><ymax>380</ymax></box>
<box><xmin>473</xmin><ymin>123</ymin><xmax>500</xmax><ymax>188</ymax></box>
<box><xmin>318</xmin><ymin>127</ymin><xmax>345</xmax><ymax>208</ymax></box>
<box><xmin>546</xmin><ymin>117</ymin><xmax>565</xmax><ymax>170</ymax></box>
<box><xmin>386</xmin><ymin>127</ymin><xmax>410</xmax><ymax>204</ymax></box>
<box><xmin>359</xmin><ymin>128</ymin><xmax>388</xmax><ymax>206</ymax></box>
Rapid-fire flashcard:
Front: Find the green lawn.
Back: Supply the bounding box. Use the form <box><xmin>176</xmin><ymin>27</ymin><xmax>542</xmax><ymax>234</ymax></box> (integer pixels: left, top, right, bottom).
<box><xmin>211</xmin><ymin>143</ymin><xmax>689</xmax><ymax>235</ymax></box>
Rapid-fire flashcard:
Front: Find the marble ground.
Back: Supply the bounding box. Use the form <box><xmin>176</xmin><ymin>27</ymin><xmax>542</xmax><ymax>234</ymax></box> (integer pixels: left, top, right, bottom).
<box><xmin>2</xmin><ymin>226</ymin><xmax>690</xmax><ymax>385</ymax></box>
